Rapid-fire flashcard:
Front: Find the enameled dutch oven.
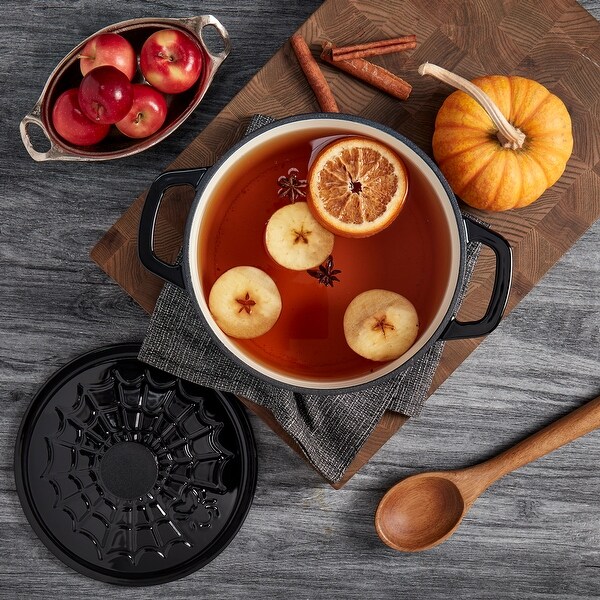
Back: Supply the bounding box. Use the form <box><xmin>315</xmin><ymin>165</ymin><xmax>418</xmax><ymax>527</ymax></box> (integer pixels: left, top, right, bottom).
<box><xmin>138</xmin><ymin>113</ymin><xmax>512</xmax><ymax>394</ymax></box>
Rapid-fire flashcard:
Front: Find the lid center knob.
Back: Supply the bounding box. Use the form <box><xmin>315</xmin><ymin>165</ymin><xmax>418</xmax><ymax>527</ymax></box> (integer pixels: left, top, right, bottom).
<box><xmin>100</xmin><ymin>441</ymin><xmax>158</xmax><ymax>499</ymax></box>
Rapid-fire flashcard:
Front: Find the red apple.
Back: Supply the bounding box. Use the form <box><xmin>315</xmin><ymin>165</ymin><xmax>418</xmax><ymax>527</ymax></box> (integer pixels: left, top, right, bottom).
<box><xmin>78</xmin><ymin>66</ymin><xmax>134</xmax><ymax>124</ymax></box>
<box><xmin>115</xmin><ymin>84</ymin><xmax>168</xmax><ymax>138</ymax></box>
<box><xmin>78</xmin><ymin>32</ymin><xmax>137</xmax><ymax>80</ymax></box>
<box><xmin>52</xmin><ymin>88</ymin><xmax>110</xmax><ymax>146</ymax></box>
<box><xmin>140</xmin><ymin>29</ymin><xmax>203</xmax><ymax>94</ymax></box>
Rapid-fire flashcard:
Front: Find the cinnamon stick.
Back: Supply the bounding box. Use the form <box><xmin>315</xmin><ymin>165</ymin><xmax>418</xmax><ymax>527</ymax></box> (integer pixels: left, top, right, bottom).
<box><xmin>332</xmin><ymin>41</ymin><xmax>416</xmax><ymax>62</ymax></box>
<box><xmin>321</xmin><ymin>42</ymin><xmax>412</xmax><ymax>101</ymax></box>
<box><xmin>290</xmin><ymin>34</ymin><xmax>339</xmax><ymax>112</ymax></box>
<box><xmin>331</xmin><ymin>36</ymin><xmax>417</xmax><ymax>61</ymax></box>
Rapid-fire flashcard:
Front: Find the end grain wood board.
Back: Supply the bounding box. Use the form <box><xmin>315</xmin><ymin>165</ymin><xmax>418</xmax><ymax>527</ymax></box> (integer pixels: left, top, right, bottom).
<box><xmin>91</xmin><ymin>0</ymin><xmax>600</xmax><ymax>488</ymax></box>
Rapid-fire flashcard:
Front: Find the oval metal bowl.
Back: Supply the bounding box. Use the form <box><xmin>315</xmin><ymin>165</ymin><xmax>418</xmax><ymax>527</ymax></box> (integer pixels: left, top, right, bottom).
<box><xmin>20</xmin><ymin>15</ymin><xmax>231</xmax><ymax>162</ymax></box>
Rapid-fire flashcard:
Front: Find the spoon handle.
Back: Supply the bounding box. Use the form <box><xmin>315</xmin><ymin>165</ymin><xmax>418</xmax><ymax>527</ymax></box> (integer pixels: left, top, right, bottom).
<box><xmin>468</xmin><ymin>394</ymin><xmax>600</xmax><ymax>494</ymax></box>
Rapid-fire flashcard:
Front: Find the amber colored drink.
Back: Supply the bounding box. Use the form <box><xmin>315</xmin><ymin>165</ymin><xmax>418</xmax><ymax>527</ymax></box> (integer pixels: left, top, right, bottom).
<box><xmin>199</xmin><ymin>130</ymin><xmax>452</xmax><ymax>382</ymax></box>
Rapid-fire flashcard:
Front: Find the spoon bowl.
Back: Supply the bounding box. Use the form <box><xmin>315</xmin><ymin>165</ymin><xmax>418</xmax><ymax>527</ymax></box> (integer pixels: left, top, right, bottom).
<box><xmin>375</xmin><ymin>473</ymin><xmax>466</xmax><ymax>551</ymax></box>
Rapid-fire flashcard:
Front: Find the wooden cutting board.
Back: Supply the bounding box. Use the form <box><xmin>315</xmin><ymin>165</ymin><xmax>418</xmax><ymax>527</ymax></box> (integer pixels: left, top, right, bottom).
<box><xmin>91</xmin><ymin>0</ymin><xmax>600</xmax><ymax>487</ymax></box>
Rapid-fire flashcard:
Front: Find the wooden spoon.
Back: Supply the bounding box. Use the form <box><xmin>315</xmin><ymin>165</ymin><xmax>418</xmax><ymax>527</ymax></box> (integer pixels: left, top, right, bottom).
<box><xmin>375</xmin><ymin>394</ymin><xmax>600</xmax><ymax>552</ymax></box>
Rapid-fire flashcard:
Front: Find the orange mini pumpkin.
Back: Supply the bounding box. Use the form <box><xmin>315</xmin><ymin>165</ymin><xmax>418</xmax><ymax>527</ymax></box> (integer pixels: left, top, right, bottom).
<box><xmin>419</xmin><ymin>63</ymin><xmax>573</xmax><ymax>211</ymax></box>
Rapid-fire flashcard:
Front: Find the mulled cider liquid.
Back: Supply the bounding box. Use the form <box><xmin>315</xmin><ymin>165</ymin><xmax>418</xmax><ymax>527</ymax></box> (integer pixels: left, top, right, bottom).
<box><xmin>199</xmin><ymin>129</ymin><xmax>452</xmax><ymax>381</ymax></box>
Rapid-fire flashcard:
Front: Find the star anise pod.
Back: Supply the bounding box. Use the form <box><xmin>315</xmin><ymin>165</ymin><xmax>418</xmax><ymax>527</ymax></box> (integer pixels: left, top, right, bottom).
<box><xmin>236</xmin><ymin>292</ymin><xmax>256</xmax><ymax>314</ymax></box>
<box><xmin>307</xmin><ymin>255</ymin><xmax>342</xmax><ymax>287</ymax></box>
<box><xmin>372</xmin><ymin>316</ymin><xmax>395</xmax><ymax>337</ymax></box>
<box><xmin>277</xmin><ymin>167</ymin><xmax>307</xmax><ymax>202</ymax></box>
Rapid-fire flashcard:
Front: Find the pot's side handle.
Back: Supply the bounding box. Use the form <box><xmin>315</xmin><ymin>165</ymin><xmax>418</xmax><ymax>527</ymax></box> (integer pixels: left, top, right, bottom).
<box><xmin>138</xmin><ymin>168</ymin><xmax>207</xmax><ymax>289</ymax></box>
<box><xmin>442</xmin><ymin>217</ymin><xmax>513</xmax><ymax>341</ymax></box>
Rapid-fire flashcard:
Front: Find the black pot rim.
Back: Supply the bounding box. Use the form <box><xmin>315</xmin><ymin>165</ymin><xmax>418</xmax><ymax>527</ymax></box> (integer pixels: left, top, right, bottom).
<box><xmin>181</xmin><ymin>113</ymin><xmax>467</xmax><ymax>395</ymax></box>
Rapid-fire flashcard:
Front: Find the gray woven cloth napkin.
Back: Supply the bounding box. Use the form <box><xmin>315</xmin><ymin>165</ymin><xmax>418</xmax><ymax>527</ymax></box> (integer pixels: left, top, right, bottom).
<box><xmin>138</xmin><ymin>115</ymin><xmax>481</xmax><ymax>483</ymax></box>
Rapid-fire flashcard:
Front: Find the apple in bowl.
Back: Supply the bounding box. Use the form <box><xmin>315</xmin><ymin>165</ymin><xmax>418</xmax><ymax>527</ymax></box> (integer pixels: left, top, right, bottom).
<box><xmin>140</xmin><ymin>29</ymin><xmax>203</xmax><ymax>94</ymax></box>
<box><xmin>52</xmin><ymin>88</ymin><xmax>110</xmax><ymax>146</ymax></box>
<box><xmin>116</xmin><ymin>84</ymin><xmax>167</xmax><ymax>138</ymax></box>
<box><xmin>78</xmin><ymin>66</ymin><xmax>134</xmax><ymax>124</ymax></box>
<box><xmin>78</xmin><ymin>32</ymin><xmax>137</xmax><ymax>80</ymax></box>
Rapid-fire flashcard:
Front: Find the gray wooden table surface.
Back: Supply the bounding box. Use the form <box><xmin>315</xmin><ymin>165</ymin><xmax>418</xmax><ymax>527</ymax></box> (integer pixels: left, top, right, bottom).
<box><xmin>1</xmin><ymin>1</ymin><xmax>599</xmax><ymax>598</ymax></box>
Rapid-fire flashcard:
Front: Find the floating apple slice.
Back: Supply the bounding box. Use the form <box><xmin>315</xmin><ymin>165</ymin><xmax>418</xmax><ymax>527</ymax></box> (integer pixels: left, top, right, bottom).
<box><xmin>208</xmin><ymin>266</ymin><xmax>282</xmax><ymax>339</ymax></box>
<box><xmin>265</xmin><ymin>202</ymin><xmax>334</xmax><ymax>270</ymax></box>
<box><xmin>343</xmin><ymin>289</ymin><xmax>419</xmax><ymax>361</ymax></box>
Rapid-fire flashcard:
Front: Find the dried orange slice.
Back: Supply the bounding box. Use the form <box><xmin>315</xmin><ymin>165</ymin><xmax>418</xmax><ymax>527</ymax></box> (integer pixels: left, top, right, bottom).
<box><xmin>308</xmin><ymin>136</ymin><xmax>409</xmax><ymax>238</ymax></box>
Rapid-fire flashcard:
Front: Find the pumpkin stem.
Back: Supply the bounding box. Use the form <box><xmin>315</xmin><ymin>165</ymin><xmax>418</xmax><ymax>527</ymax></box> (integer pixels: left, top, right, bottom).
<box><xmin>418</xmin><ymin>62</ymin><xmax>526</xmax><ymax>150</ymax></box>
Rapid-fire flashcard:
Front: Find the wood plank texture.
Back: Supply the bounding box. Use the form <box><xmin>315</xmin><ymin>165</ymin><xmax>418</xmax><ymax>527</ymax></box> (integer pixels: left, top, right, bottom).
<box><xmin>90</xmin><ymin>0</ymin><xmax>600</xmax><ymax>487</ymax></box>
<box><xmin>1</xmin><ymin>1</ymin><xmax>600</xmax><ymax>598</ymax></box>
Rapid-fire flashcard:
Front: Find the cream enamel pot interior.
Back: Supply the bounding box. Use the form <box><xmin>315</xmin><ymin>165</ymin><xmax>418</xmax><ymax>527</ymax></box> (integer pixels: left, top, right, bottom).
<box><xmin>139</xmin><ymin>114</ymin><xmax>512</xmax><ymax>394</ymax></box>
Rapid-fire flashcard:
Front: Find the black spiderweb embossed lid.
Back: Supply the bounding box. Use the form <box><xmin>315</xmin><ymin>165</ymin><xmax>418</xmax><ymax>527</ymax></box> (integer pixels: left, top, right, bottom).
<box><xmin>14</xmin><ymin>344</ymin><xmax>257</xmax><ymax>586</ymax></box>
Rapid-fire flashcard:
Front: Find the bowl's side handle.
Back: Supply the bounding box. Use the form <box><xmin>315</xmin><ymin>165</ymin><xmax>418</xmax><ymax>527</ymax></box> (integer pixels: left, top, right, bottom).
<box><xmin>441</xmin><ymin>217</ymin><xmax>513</xmax><ymax>341</ymax></box>
<box><xmin>184</xmin><ymin>15</ymin><xmax>232</xmax><ymax>67</ymax></box>
<box><xmin>20</xmin><ymin>102</ymin><xmax>68</xmax><ymax>162</ymax></box>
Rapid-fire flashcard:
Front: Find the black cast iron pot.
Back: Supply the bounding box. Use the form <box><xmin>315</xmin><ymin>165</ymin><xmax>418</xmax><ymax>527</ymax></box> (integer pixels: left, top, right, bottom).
<box><xmin>139</xmin><ymin>114</ymin><xmax>512</xmax><ymax>394</ymax></box>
